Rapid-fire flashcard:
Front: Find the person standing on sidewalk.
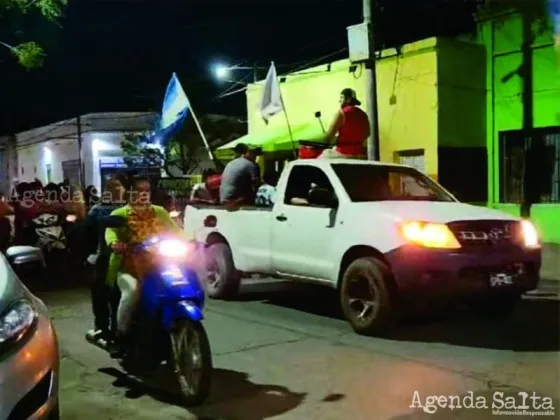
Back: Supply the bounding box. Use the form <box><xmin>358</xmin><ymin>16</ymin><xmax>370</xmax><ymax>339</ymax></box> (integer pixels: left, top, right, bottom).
<box><xmin>85</xmin><ymin>175</ymin><xmax>127</xmax><ymax>345</ymax></box>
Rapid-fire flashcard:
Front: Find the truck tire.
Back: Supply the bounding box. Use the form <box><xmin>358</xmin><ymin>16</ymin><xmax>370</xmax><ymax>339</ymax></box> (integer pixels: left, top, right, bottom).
<box><xmin>474</xmin><ymin>294</ymin><xmax>521</xmax><ymax>318</ymax></box>
<box><xmin>205</xmin><ymin>242</ymin><xmax>240</xmax><ymax>299</ymax></box>
<box><xmin>339</xmin><ymin>256</ymin><xmax>397</xmax><ymax>336</ymax></box>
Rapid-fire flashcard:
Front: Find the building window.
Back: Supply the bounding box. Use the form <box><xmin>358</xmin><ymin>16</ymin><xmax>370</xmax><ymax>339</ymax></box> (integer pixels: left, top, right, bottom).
<box><xmin>46</xmin><ymin>164</ymin><xmax>52</xmax><ymax>183</ymax></box>
<box><xmin>396</xmin><ymin>149</ymin><xmax>425</xmax><ymax>173</ymax></box>
<box><xmin>500</xmin><ymin>127</ymin><xmax>560</xmax><ymax>203</ymax></box>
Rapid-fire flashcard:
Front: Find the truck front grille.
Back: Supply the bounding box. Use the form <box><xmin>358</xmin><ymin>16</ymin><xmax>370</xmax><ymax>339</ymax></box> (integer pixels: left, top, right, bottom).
<box><xmin>447</xmin><ymin>220</ymin><xmax>521</xmax><ymax>250</ymax></box>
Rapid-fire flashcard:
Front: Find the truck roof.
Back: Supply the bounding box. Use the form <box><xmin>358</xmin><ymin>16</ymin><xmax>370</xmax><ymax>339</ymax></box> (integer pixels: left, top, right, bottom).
<box><xmin>288</xmin><ymin>159</ymin><xmax>415</xmax><ymax>170</ymax></box>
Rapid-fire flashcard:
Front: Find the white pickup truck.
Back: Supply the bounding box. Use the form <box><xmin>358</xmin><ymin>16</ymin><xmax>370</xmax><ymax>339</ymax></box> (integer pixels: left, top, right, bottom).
<box><xmin>184</xmin><ymin>159</ymin><xmax>541</xmax><ymax>335</ymax></box>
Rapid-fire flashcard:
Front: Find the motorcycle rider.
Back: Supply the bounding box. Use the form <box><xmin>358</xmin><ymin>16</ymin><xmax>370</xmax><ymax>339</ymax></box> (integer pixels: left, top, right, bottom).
<box><xmin>0</xmin><ymin>194</ymin><xmax>14</xmax><ymax>251</ymax></box>
<box><xmin>105</xmin><ymin>176</ymin><xmax>186</xmax><ymax>357</ymax></box>
<box><xmin>85</xmin><ymin>175</ymin><xmax>127</xmax><ymax>345</ymax></box>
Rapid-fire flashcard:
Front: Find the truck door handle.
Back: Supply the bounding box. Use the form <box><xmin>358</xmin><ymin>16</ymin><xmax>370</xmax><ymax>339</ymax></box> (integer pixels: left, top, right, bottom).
<box><xmin>276</xmin><ymin>214</ymin><xmax>288</xmax><ymax>221</ymax></box>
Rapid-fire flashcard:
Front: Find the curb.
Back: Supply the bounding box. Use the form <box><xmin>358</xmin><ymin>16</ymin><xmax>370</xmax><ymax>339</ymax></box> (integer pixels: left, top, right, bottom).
<box><xmin>536</xmin><ymin>278</ymin><xmax>560</xmax><ymax>293</ymax></box>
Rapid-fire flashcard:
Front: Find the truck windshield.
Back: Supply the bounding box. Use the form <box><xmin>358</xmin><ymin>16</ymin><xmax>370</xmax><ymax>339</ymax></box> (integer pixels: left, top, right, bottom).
<box><xmin>331</xmin><ymin>163</ymin><xmax>455</xmax><ymax>202</ymax></box>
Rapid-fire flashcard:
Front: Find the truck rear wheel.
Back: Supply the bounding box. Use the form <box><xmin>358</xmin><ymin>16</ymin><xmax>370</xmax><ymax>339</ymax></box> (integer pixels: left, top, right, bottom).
<box><xmin>340</xmin><ymin>256</ymin><xmax>396</xmax><ymax>336</ymax></box>
<box><xmin>205</xmin><ymin>242</ymin><xmax>240</xmax><ymax>299</ymax></box>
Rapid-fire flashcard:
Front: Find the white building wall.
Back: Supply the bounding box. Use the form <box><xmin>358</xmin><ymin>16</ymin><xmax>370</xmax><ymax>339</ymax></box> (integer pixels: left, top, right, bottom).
<box><xmin>16</xmin><ymin>132</ymin><xmax>127</xmax><ymax>190</ymax></box>
<box><xmin>17</xmin><ymin>138</ymin><xmax>79</xmax><ymax>184</ymax></box>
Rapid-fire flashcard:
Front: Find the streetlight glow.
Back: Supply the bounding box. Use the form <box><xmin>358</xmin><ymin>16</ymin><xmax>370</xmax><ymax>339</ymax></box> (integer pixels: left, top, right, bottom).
<box><xmin>214</xmin><ymin>64</ymin><xmax>230</xmax><ymax>80</ymax></box>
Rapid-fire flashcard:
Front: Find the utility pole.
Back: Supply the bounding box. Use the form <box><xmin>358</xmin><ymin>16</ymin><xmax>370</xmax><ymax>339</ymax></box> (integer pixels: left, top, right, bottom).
<box><xmin>76</xmin><ymin>114</ymin><xmax>85</xmax><ymax>187</ymax></box>
<box><xmin>253</xmin><ymin>62</ymin><xmax>258</xmax><ymax>82</ymax></box>
<box><xmin>363</xmin><ymin>0</ymin><xmax>380</xmax><ymax>160</ymax></box>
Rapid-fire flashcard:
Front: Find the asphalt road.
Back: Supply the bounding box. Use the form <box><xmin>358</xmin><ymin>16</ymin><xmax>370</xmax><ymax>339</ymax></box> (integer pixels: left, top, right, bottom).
<box><xmin>32</xmin><ymin>279</ymin><xmax>560</xmax><ymax>420</ymax></box>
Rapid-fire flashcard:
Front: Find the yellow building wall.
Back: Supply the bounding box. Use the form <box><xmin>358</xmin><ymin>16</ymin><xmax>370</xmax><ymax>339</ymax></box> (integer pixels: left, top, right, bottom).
<box><xmin>246</xmin><ymin>38</ymin><xmax>440</xmax><ymax>178</ymax></box>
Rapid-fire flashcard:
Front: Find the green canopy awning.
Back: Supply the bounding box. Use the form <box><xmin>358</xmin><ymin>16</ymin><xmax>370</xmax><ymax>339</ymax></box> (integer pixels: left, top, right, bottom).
<box><xmin>214</xmin><ymin>121</ymin><xmax>325</xmax><ymax>159</ymax></box>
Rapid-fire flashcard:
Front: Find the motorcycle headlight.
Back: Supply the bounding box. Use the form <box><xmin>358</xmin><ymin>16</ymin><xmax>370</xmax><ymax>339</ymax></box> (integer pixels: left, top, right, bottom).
<box><xmin>520</xmin><ymin>220</ymin><xmax>540</xmax><ymax>248</ymax></box>
<box><xmin>157</xmin><ymin>239</ymin><xmax>189</xmax><ymax>257</ymax></box>
<box><xmin>66</xmin><ymin>214</ymin><xmax>77</xmax><ymax>222</ymax></box>
<box><xmin>0</xmin><ymin>300</ymin><xmax>37</xmax><ymax>345</ymax></box>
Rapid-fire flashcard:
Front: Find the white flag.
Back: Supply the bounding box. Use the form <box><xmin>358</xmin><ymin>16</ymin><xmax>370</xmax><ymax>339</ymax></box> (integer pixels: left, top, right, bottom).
<box><xmin>259</xmin><ymin>62</ymin><xmax>283</xmax><ymax>124</ymax></box>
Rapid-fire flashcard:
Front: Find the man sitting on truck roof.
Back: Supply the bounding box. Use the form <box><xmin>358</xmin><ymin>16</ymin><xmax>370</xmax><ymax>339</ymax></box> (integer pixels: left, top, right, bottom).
<box><xmin>319</xmin><ymin>88</ymin><xmax>370</xmax><ymax>159</ymax></box>
<box><xmin>219</xmin><ymin>143</ymin><xmax>261</xmax><ymax>206</ymax></box>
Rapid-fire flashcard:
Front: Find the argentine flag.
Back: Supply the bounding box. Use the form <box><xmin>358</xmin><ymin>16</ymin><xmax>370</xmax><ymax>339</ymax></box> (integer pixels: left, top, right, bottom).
<box><xmin>153</xmin><ymin>73</ymin><xmax>190</xmax><ymax>144</ymax></box>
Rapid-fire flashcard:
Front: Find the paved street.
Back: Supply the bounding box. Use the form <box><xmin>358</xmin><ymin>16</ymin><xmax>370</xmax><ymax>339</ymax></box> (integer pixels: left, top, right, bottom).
<box><xmin>33</xmin><ymin>280</ymin><xmax>560</xmax><ymax>420</ymax></box>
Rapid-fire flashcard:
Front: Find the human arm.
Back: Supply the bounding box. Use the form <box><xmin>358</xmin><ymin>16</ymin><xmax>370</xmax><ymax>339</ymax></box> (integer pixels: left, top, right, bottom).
<box><xmin>105</xmin><ymin>207</ymin><xmax>127</xmax><ymax>250</ymax></box>
<box><xmin>325</xmin><ymin>109</ymin><xmax>344</xmax><ymax>144</ymax></box>
<box><xmin>250</xmin><ymin>163</ymin><xmax>261</xmax><ymax>193</ymax></box>
<box><xmin>65</xmin><ymin>189</ymin><xmax>86</xmax><ymax>220</ymax></box>
<box><xmin>0</xmin><ymin>200</ymin><xmax>14</xmax><ymax>217</ymax></box>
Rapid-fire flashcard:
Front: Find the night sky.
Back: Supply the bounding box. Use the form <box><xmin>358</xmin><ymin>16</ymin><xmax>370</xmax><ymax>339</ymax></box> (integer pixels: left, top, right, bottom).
<box><xmin>0</xmin><ymin>0</ymin><xmax>478</xmax><ymax>135</ymax></box>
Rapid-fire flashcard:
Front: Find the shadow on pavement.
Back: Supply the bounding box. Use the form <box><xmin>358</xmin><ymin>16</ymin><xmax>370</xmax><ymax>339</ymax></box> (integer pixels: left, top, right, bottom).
<box><xmin>392</xmin><ymin>297</ymin><xmax>559</xmax><ymax>352</ymax></box>
<box><xmin>262</xmin><ymin>288</ymin><xmax>559</xmax><ymax>352</ymax></box>
<box><xmin>388</xmin><ymin>388</ymin><xmax>559</xmax><ymax>420</ymax></box>
<box><xmin>99</xmin><ymin>366</ymin><xmax>307</xmax><ymax>419</ymax></box>
<box><xmin>21</xmin><ymin>264</ymin><xmax>93</xmax><ymax>293</ymax></box>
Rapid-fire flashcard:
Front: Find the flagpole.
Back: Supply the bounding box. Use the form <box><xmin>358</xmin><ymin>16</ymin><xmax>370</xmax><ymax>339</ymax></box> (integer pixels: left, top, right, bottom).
<box><xmin>188</xmin><ymin>105</ymin><xmax>214</xmax><ymax>160</ymax></box>
<box><xmin>272</xmin><ymin>62</ymin><xmax>297</xmax><ymax>159</ymax></box>
<box><xmin>278</xmin><ymin>92</ymin><xmax>297</xmax><ymax>159</ymax></box>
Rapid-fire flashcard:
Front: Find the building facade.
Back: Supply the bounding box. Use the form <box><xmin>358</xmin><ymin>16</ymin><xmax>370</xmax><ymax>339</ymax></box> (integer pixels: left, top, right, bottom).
<box><xmin>14</xmin><ymin>112</ymin><xmax>157</xmax><ymax>191</ymax></box>
<box><xmin>479</xmin><ymin>9</ymin><xmax>560</xmax><ymax>246</ymax></box>
<box><xmin>245</xmin><ymin>37</ymin><xmax>487</xmax><ymax>201</ymax></box>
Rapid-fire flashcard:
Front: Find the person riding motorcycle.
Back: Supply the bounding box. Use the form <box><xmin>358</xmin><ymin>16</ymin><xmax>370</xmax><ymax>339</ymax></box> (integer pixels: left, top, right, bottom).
<box><xmin>105</xmin><ymin>176</ymin><xmax>186</xmax><ymax>357</ymax></box>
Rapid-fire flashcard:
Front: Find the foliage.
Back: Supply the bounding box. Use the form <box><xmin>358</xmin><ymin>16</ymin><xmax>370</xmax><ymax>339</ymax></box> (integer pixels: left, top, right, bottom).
<box><xmin>0</xmin><ymin>0</ymin><xmax>67</xmax><ymax>69</ymax></box>
<box><xmin>12</xmin><ymin>41</ymin><xmax>44</xmax><ymax>68</ymax></box>
<box><xmin>121</xmin><ymin>115</ymin><xmax>245</xmax><ymax>177</ymax></box>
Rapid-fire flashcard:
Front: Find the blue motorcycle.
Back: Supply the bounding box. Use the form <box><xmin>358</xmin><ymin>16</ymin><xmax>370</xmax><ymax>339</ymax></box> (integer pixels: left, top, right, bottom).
<box><xmin>87</xmin><ymin>215</ymin><xmax>212</xmax><ymax>405</ymax></box>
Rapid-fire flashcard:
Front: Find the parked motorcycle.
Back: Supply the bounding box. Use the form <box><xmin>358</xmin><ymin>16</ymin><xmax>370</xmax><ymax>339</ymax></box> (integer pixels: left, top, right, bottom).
<box><xmin>86</xmin><ymin>215</ymin><xmax>212</xmax><ymax>405</ymax></box>
<box><xmin>30</xmin><ymin>212</ymin><xmax>67</xmax><ymax>252</ymax></box>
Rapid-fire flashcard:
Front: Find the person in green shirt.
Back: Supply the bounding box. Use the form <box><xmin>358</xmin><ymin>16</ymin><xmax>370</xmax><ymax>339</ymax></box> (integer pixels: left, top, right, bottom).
<box><xmin>105</xmin><ymin>176</ymin><xmax>185</xmax><ymax>356</ymax></box>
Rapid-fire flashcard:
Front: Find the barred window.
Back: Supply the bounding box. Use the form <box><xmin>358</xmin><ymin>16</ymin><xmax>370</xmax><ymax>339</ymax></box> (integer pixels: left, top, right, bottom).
<box><xmin>500</xmin><ymin>127</ymin><xmax>560</xmax><ymax>203</ymax></box>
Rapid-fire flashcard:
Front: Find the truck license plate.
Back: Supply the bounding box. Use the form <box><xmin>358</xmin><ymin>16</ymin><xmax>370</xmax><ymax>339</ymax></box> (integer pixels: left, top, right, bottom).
<box><xmin>489</xmin><ymin>273</ymin><xmax>513</xmax><ymax>287</ymax></box>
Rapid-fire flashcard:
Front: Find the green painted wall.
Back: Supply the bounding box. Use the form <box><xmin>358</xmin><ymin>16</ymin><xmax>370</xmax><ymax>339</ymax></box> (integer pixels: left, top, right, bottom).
<box><xmin>437</xmin><ymin>38</ymin><xmax>487</xmax><ymax>148</ymax></box>
<box><xmin>479</xmin><ymin>11</ymin><xmax>560</xmax><ymax>243</ymax></box>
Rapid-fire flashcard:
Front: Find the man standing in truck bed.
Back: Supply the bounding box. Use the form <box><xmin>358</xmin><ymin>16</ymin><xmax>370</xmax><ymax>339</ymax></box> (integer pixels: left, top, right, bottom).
<box><xmin>219</xmin><ymin>143</ymin><xmax>261</xmax><ymax>206</ymax></box>
<box><xmin>319</xmin><ymin>88</ymin><xmax>370</xmax><ymax>159</ymax></box>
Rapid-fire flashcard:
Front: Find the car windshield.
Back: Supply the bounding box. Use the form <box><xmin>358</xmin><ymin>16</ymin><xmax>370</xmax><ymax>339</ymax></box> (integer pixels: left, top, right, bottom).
<box><xmin>331</xmin><ymin>163</ymin><xmax>454</xmax><ymax>202</ymax></box>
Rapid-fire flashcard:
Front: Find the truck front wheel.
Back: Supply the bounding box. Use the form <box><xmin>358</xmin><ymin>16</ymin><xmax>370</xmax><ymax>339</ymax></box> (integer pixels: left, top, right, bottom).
<box><xmin>205</xmin><ymin>242</ymin><xmax>240</xmax><ymax>300</ymax></box>
<box><xmin>340</xmin><ymin>257</ymin><xmax>397</xmax><ymax>336</ymax></box>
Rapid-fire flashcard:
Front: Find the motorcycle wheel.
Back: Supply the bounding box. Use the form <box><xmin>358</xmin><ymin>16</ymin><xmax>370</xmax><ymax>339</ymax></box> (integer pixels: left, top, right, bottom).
<box><xmin>169</xmin><ymin>319</ymin><xmax>212</xmax><ymax>406</ymax></box>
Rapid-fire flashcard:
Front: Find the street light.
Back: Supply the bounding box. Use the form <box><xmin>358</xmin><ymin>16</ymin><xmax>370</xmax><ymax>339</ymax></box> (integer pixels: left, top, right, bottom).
<box><xmin>212</xmin><ymin>62</ymin><xmax>262</xmax><ymax>82</ymax></box>
<box><xmin>214</xmin><ymin>64</ymin><xmax>230</xmax><ymax>80</ymax></box>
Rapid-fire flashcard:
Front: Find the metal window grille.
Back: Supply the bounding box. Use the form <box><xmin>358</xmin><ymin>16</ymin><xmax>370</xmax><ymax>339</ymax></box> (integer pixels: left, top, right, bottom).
<box><xmin>500</xmin><ymin>127</ymin><xmax>560</xmax><ymax>203</ymax></box>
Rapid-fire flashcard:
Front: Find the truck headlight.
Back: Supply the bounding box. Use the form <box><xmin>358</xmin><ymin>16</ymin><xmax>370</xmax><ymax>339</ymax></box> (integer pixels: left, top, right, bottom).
<box><xmin>400</xmin><ymin>221</ymin><xmax>461</xmax><ymax>249</ymax></box>
<box><xmin>520</xmin><ymin>220</ymin><xmax>540</xmax><ymax>248</ymax></box>
<box><xmin>0</xmin><ymin>300</ymin><xmax>37</xmax><ymax>345</ymax></box>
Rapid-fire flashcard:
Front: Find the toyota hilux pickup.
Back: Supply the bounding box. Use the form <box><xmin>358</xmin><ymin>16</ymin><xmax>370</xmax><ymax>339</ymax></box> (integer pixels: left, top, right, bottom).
<box><xmin>184</xmin><ymin>159</ymin><xmax>541</xmax><ymax>335</ymax></box>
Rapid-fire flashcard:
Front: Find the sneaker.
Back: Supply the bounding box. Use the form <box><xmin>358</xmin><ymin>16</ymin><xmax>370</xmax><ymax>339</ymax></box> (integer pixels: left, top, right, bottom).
<box><xmin>86</xmin><ymin>329</ymin><xmax>110</xmax><ymax>348</ymax></box>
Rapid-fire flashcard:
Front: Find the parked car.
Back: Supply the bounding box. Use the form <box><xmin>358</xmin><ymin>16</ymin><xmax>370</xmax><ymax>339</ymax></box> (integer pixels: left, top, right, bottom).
<box><xmin>0</xmin><ymin>246</ymin><xmax>60</xmax><ymax>419</ymax></box>
<box><xmin>184</xmin><ymin>159</ymin><xmax>541</xmax><ymax>335</ymax></box>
